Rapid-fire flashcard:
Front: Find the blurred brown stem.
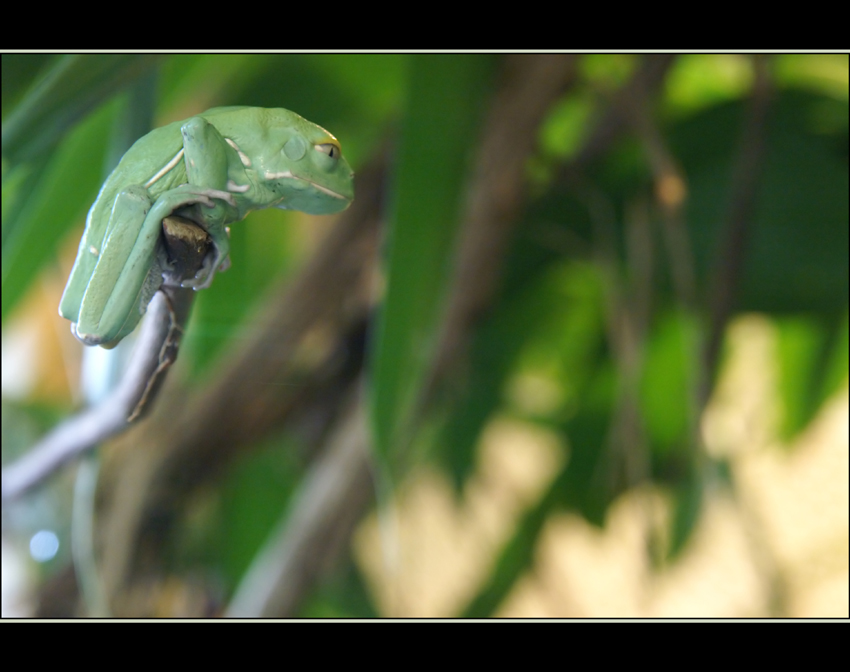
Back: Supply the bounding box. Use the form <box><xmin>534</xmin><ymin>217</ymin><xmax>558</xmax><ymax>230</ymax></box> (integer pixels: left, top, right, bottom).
<box><xmin>704</xmin><ymin>55</ymin><xmax>773</xmax><ymax>383</ymax></box>
<box><xmin>428</xmin><ymin>54</ymin><xmax>579</xmax><ymax>396</ymax></box>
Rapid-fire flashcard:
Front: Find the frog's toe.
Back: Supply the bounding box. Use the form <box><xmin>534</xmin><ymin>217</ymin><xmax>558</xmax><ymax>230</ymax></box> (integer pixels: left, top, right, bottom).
<box><xmin>180</xmin><ymin>251</ymin><xmax>224</xmax><ymax>290</ymax></box>
<box><xmin>171</xmin><ymin>184</ymin><xmax>236</xmax><ymax>208</ymax></box>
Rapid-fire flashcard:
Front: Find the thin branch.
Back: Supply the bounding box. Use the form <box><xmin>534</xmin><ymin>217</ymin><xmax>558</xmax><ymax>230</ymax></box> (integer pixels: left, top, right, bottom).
<box><xmin>2</xmin><ymin>214</ymin><xmax>212</xmax><ymax>502</ymax></box>
<box><xmin>226</xmin><ymin>387</ymin><xmax>374</xmax><ymax>618</ymax></box>
<box><xmin>624</xmin><ymin>55</ymin><xmax>708</xmax><ymax>470</ymax></box>
<box><xmin>704</xmin><ymin>55</ymin><xmax>773</xmax><ymax>380</ymax></box>
<box><xmin>2</xmin><ymin>286</ymin><xmax>195</xmax><ymax>502</ymax></box>
<box><xmin>629</xmin><ymin>67</ymin><xmax>696</xmax><ymax>312</ymax></box>
<box><xmin>428</xmin><ymin>54</ymin><xmax>579</xmax><ymax>395</ymax></box>
<box><xmin>570</xmin><ymin>54</ymin><xmax>677</xmax><ymax>171</ymax></box>
<box><xmin>702</xmin><ymin>56</ymin><xmax>786</xmax><ymax>615</ymax></box>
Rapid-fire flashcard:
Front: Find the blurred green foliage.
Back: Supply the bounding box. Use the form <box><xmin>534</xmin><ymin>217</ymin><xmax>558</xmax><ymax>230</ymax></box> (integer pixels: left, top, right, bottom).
<box><xmin>2</xmin><ymin>53</ymin><xmax>847</xmax><ymax>617</ymax></box>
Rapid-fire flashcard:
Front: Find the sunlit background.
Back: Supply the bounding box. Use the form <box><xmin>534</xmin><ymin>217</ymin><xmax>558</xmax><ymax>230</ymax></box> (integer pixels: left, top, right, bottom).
<box><xmin>2</xmin><ymin>53</ymin><xmax>847</xmax><ymax>618</ymax></box>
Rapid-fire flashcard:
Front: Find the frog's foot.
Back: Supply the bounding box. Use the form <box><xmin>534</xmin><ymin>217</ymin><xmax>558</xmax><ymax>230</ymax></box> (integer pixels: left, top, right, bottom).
<box><xmin>178</xmin><ymin>222</ymin><xmax>231</xmax><ymax>291</ymax></box>
<box><xmin>158</xmin><ymin>185</ymin><xmax>237</xmax><ymax>213</ymax></box>
<box><xmin>180</xmin><ymin>247</ymin><xmax>229</xmax><ymax>290</ymax></box>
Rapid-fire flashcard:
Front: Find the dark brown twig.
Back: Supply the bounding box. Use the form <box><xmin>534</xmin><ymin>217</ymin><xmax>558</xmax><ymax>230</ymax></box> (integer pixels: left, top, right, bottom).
<box><xmin>428</xmin><ymin>54</ymin><xmax>579</xmax><ymax>395</ymax></box>
<box><xmin>704</xmin><ymin>55</ymin><xmax>773</xmax><ymax>382</ymax></box>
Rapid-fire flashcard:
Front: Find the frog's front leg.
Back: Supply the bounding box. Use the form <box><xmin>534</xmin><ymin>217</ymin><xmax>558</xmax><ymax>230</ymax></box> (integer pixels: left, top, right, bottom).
<box><xmin>177</xmin><ymin>116</ymin><xmax>242</xmax><ymax>289</ymax></box>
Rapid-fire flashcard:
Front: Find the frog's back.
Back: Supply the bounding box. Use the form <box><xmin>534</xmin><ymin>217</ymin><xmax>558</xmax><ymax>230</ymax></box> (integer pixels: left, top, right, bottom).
<box><xmin>111</xmin><ymin>120</ymin><xmax>189</xmax><ymax>194</ymax></box>
<box><xmin>85</xmin><ymin>107</ymin><xmax>326</xmax><ymax>251</ymax></box>
<box><xmin>197</xmin><ymin>106</ymin><xmax>302</xmax><ymax>133</ymax></box>
<box><xmin>87</xmin><ymin>120</ymin><xmax>188</xmax><ymax>226</ymax></box>
<box><xmin>62</xmin><ymin>119</ymin><xmax>190</xmax><ymax>322</ymax></box>
<box><xmin>198</xmin><ymin>106</ymin><xmax>337</xmax><ymax>157</ymax></box>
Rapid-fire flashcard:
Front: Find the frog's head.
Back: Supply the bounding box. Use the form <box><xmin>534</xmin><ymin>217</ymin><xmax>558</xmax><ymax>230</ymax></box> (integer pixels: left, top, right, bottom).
<box><xmin>251</xmin><ymin>110</ymin><xmax>354</xmax><ymax>215</ymax></box>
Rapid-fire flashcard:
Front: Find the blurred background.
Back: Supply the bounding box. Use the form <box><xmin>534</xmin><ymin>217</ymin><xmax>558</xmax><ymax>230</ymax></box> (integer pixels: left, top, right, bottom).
<box><xmin>1</xmin><ymin>53</ymin><xmax>847</xmax><ymax>618</ymax></box>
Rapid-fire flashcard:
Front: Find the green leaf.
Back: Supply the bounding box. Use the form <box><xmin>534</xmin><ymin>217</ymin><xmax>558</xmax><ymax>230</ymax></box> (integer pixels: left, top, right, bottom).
<box><xmin>639</xmin><ymin>311</ymin><xmax>700</xmax><ymax>457</ymax></box>
<box><xmin>557</xmin><ymin>406</ymin><xmax>620</xmax><ymax>527</ymax></box>
<box><xmin>2</xmin><ymin>100</ymin><xmax>115</xmax><ymax>322</ymax></box>
<box><xmin>1</xmin><ymin>54</ymin><xmax>60</xmax><ymax>117</ymax></box>
<box><xmin>298</xmin><ymin>562</ymin><xmax>379</xmax><ymax>618</ymax></box>
<box><xmin>672</xmin><ymin>91</ymin><xmax>849</xmax><ymax>314</ymax></box>
<box><xmin>775</xmin><ymin>312</ymin><xmax>849</xmax><ymax>440</ymax></box>
<box><xmin>184</xmin><ymin>208</ymin><xmax>294</xmax><ymax>374</ymax></box>
<box><xmin>461</xmin><ymin>400</ymin><xmax>619</xmax><ymax>617</ymax></box>
<box><xmin>436</xmin><ymin>261</ymin><xmax>607</xmax><ymax>490</ymax></box>
<box><xmin>2</xmin><ymin>54</ymin><xmax>161</xmax><ymax>166</ymax></box>
<box><xmin>368</xmin><ymin>55</ymin><xmax>494</xmax><ymax>469</ymax></box>
<box><xmin>217</xmin><ymin>436</ymin><xmax>304</xmax><ymax>589</ymax></box>
<box><xmin>436</xmin><ymin>271</ymin><xmax>553</xmax><ymax>489</ymax></box>
<box><xmin>668</xmin><ymin>466</ymin><xmax>703</xmax><ymax>559</ymax></box>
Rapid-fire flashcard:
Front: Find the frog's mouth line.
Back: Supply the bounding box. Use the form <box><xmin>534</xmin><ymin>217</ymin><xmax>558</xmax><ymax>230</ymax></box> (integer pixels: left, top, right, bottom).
<box><xmin>263</xmin><ymin>170</ymin><xmax>350</xmax><ymax>200</ymax></box>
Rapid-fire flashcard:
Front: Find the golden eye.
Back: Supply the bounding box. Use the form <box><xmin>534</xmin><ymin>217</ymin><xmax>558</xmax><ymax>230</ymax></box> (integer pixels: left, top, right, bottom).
<box><xmin>315</xmin><ymin>143</ymin><xmax>340</xmax><ymax>159</ymax></box>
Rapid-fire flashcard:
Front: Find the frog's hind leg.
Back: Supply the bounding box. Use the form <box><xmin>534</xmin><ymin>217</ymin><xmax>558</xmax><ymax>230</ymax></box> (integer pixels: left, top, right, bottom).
<box><xmin>75</xmin><ymin>185</ymin><xmax>162</xmax><ymax>346</ymax></box>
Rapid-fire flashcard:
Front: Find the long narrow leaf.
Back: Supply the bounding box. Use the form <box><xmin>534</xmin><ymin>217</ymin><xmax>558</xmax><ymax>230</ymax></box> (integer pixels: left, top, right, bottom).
<box><xmin>369</xmin><ymin>55</ymin><xmax>493</xmax><ymax>469</ymax></box>
<box><xmin>2</xmin><ymin>101</ymin><xmax>115</xmax><ymax>321</ymax></box>
<box><xmin>2</xmin><ymin>54</ymin><xmax>161</xmax><ymax>165</ymax></box>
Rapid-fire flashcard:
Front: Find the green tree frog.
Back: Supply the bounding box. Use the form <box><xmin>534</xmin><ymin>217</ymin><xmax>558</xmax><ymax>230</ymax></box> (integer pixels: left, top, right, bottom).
<box><xmin>59</xmin><ymin>106</ymin><xmax>354</xmax><ymax>347</ymax></box>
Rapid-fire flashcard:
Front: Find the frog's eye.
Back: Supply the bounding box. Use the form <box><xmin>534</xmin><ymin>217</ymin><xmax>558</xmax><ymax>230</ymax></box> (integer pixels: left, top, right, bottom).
<box><xmin>315</xmin><ymin>143</ymin><xmax>341</xmax><ymax>160</ymax></box>
<box><xmin>284</xmin><ymin>136</ymin><xmax>307</xmax><ymax>161</ymax></box>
